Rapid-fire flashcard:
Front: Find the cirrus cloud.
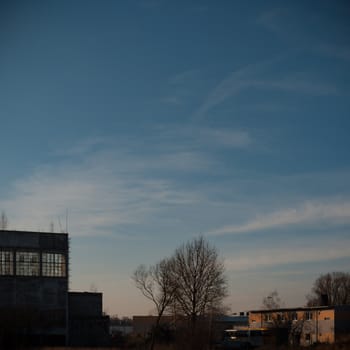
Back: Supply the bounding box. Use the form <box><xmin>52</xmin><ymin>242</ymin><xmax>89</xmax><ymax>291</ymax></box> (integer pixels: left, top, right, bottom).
<box><xmin>225</xmin><ymin>238</ymin><xmax>350</xmax><ymax>271</ymax></box>
<box><xmin>208</xmin><ymin>199</ymin><xmax>350</xmax><ymax>236</ymax></box>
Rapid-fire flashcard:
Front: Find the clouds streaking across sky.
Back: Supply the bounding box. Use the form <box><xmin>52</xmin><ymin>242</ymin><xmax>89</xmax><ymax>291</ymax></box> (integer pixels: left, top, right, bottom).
<box><xmin>1</xmin><ymin>0</ymin><xmax>349</xmax><ymax>316</ymax></box>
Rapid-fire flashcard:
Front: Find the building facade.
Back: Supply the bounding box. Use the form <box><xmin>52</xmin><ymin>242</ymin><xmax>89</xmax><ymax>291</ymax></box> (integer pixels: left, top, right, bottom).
<box><xmin>0</xmin><ymin>229</ymin><xmax>110</xmax><ymax>347</ymax></box>
<box><xmin>249</xmin><ymin>305</ymin><xmax>350</xmax><ymax>346</ymax></box>
<box><xmin>0</xmin><ymin>230</ymin><xmax>68</xmax><ymax>346</ymax></box>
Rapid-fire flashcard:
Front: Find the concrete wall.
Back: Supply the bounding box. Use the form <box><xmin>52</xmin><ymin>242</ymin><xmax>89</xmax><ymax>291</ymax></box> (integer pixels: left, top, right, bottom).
<box><xmin>68</xmin><ymin>292</ymin><xmax>103</xmax><ymax>318</ymax></box>
<box><xmin>0</xmin><ymin>277</ymin><xmax>67</xmax><ymax>309</ymax></box>
<box><xmin>335</xmin><ymin>305</ymin><xmax>350</xmax><ymax>341</ymax></box>
<box><xmin>0</xmin><ymin>230</ymin><xmax>68</xmax><ymax>250</ymax></box>
<box><xmin>68</xmin><ymin>292</ymin><xmax>110</xmax><ymax>347</ymax></box>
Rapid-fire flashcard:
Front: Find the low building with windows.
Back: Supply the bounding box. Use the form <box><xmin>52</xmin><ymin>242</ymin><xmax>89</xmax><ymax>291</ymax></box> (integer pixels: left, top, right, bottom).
<box><xmin>0</xmin><ymin>229</ymin><xmax>109</xmax><ymax>347</ymax></box>
<box><xmin>249</xmin><ymin>305</ymin><xmax>350</xmax><ymax>346</ymax></box>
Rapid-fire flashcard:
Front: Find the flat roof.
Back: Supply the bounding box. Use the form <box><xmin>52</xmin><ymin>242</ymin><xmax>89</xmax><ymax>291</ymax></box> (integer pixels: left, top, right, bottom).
<box><xmin>0</xmin><ymin>229</ymin><xmax>68</xmax><ymax>236</ymax></box>
<box><xmin>249</xmin><ymin>305</ymin><xmax>338</xmax><ymax>313</ymax></box>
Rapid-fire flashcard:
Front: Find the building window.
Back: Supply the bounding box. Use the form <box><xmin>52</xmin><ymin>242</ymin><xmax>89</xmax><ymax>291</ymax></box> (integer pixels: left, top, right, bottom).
<box><xmin>305</xmin><ymin>311</ymin><xmax>313</xmax><ymax>321</ymax></box>
<box><xmin>42</xmin><ymin>253</ymin><xmax>66</xmax><ymax>277</ymax></box>
<box><xmin>16</xmin><ymin>251</ymin><xmax>40</xmax><ymax>276</ymax></box>
<box><xmin>277</xmin><ymin>313</ymin><xmax>285</xmax><ymax>321</ymax></box>
<box><xmin>0</xmin><ymin>250</ymin><xmax>13</xmax><ymax>275</ymax></box>
<box><xmin>291</xmin><ymin>312</ymin><xmax>298</xmax><ymax>321</ymax></box>
<box><xmin>264</xmin><ymin>313</ymin><xmax>272</xmax><ymax>322</ymax></box>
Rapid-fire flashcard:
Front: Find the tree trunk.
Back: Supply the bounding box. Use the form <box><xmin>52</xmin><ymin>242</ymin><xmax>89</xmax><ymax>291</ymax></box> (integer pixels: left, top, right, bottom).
<box><xmin>149</xmin><ymin>313</ymin><xmax>162</xmax><ymax>350</ymax></box>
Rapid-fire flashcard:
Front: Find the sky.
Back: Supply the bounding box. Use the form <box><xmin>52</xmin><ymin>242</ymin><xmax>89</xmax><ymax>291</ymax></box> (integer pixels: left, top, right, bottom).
<box><xmin>1</xmin><ymin>0</ymin><xmax>350</xmax><ymax>317</ymax></box>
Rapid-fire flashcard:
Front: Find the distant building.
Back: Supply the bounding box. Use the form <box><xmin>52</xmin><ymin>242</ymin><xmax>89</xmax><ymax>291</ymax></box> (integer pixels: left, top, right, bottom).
<box><xmin>133</xmin><ymin>315</ymin><xmax>175</xmax><ymax>336</ymax></box>
<box><xmin>0</xmin><ymin>229</ymin><xmax>109</xmax><ymax>347</ymax></box>
<box><xmin>249</xmin><ymin>305</ymin><xmax>350</xmax><ymax>346</ymax></box>
<box><xmin>110</xmin><ymin>324</ymin><xmax>133</xmax><ymax>336</ymax></box>
<box><xmin>133</xmin><ymin>313</ymin><xmax>249</xmax><ymax>344</ymax></box>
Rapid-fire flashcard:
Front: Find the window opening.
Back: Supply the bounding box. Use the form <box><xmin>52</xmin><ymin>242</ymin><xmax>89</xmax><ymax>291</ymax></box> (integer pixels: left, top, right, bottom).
<box><xmin>305</xmin><ymin>311</ymin><xmax>313</xmax><ymax>321</ymax></box>
<box><xmin>291</xmin><ymin>312</ymin><xmax>298</xmax><ymax>321</ymax></box>
<box><xmin>16</xmin><ymin>251</ymin><xmax>40</xmax><ymax>276</ymax></box>
<box><xmin>0</xmin><ymin>250</ymin><xmax>13</xmax><ymax>275</ymax></box>
<box><xmin>42</xmin><ymin>253</ymin><xmax>66</xmax><ymax>277</ymax></box>
<box><xmin>264</xmin><ymin>313</ymin><xmax>272</xmax><ymax>322</ymax></box>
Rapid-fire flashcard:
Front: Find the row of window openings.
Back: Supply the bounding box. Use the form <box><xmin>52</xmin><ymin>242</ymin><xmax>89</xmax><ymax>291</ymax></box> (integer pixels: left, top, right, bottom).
<box><xmin>0</xmin><ymin>251</ymin><xmax>66</xmax><ymax>277</ymax></box>
<box><xmin>263</xmin><ymin>311</ymin><xmax>316</xmax><ymax>322</ymax></box>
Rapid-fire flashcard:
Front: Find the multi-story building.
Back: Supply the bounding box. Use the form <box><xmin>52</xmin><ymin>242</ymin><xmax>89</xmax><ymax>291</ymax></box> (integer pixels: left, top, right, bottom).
<box><xmin>249</xmin><ymin>305</ymin><xmax>350</xmax><ymax>346</ymax></box>
<box><xmin>0</xmin><ymin>229</ymin><xmax>110</xmax><ymax>347</ymax></box>
<box><xmin>0</xmin><ymin>230</ymin><xmax>68</xmax><ymax>346</ymax></box>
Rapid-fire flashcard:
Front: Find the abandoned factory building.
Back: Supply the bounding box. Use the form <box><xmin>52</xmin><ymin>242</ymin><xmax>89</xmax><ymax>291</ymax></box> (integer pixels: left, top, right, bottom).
<box><xmin>0</xmin><ymin>229</ymin><xmax>110</xmax><ymax>347</ymax></box>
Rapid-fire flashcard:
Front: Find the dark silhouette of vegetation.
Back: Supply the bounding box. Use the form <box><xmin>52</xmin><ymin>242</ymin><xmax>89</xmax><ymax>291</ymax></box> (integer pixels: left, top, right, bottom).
<box><xmin>133</xmin><ymin>258</ymin><xmax>177</xmax><ymax>350</ymax></box>
<box><xmin>133</xmin><ymin>236</ymin><xmax>227</xmax><ymax>350</ymax></box>
<box><xmin>307</xmin><ymin>271</ymin><xmax>350</xmax><ymax>306</ymax></box>
<box><xmin>262</xmin><ymin>290</ymin><xmax>282</xmax><ymax>310</ymax></box>
<box><xmin>171</xmin><ymin>237</ymin><xmax>227</xmax><ymax>336</ymax></box>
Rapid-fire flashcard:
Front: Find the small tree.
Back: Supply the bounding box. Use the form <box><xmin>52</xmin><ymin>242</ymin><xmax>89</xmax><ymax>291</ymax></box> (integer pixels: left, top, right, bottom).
<box><xmin>133</xmin><ymin>258</ymin><xmax>177</xmax><ymax>350</ymax></box>
<box><xmin>262</xmin><ymin>290</ymin><xmax>282</xmax><ymax>310</ymax></box>
<box><xmin>171</xmin><ymin>237</ymin><xmax>227</xmax><ymax>335</ymax></box>
<box><xmin>0</xmin><ymin>211</ymin><xmax>8</xmax><ymax>230</ymax></box>
<box><xmin>307</xmin><ymin>271</ymin><xmax>350</xmax><ymax>306</ymax></box>
<box><xmin>262</xmin><ymin>290</ymin><xmax>294</xmax><ymax>346</ymax></box>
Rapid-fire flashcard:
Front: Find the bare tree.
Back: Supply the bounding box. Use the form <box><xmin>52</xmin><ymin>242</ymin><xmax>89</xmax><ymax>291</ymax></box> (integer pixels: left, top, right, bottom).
<box><xmin>262</xmin><ymin>290</ymin><xmax>282</xmax><ymax>310</ymax></box>
<box><xmin>0</xmin><ymin>211</ymin><xmax>8</xmax><ymax>230</ymax></box>
<box><xmin>133</xmin><ymin>257</ymin><xmax>177</xmax><ymax>350</ymax></box>
<box><xmin>171</xmin><ymin>236</ymin><xmax>227</xmax><ymax>334</ymax></box>
<box><xmin>307</xmin><ymin>271</ymin><xmax>350</xmax><ymax>306</ymax></box>
<box><xmin>261</xmin><ymin>292</ymin><xmax>300</xmax><ymax>346</ymax></box>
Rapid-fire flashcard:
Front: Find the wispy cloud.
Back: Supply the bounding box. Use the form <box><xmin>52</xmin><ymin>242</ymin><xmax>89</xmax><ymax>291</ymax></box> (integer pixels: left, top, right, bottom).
<box><xmin>198</xmin><ymin>128</ymin><xmax>253</xmax><ymax>148</ymax></box>
<box><xmin>257</xmin><ymin>7</ymin><xmax>290</xmax><ymax>33</ymax></box>
<box><xmin>0</xmin><ymin>125</ymin><xmax>256</xmax><ymax>237</ymax></box>
<box><xmin>208</xmin><ymin>199</ymin><xmax>350</xmax><ymax>236</ymax></box>
<box><xmin>54</xmin><ymin>136</ymin><xmax>111</xmax><ymax>157</ymax></box>
<box><xmin>194</xmin><ymin>57</ymin><xmax>340</xmax><ymax>119</ymax></box>
<box><xmin>161</xmin><ymin>69</ymin><xmax>201</xmax><ymax>105</ymax></box>
<box><xmin>169</xmin><ymin>69</ymin><xmax>200</xmax><ymax>85</ymax></box>
<box><xmin>249</xmin><ymin>79</ymin><xmax>339</xmax><ymax>96</ymax></box>
<box><xmin>225</xmin><ymin>239</ymin><xmax>350</xmax><ymax>271</ymax></box>
<box><xmin>160</xmin><ymin>96</ymin><xmax>183</xmax><ymax>105</ymax></box>
<box><xmin>0</xmin><ymin>143</ymin><xmax>202</xmax><ymax>236</ymax></box>
<box><xmin>156</xmin><ymin>124</ymin><xmax>254</xmax><ymax>151</ymax></box>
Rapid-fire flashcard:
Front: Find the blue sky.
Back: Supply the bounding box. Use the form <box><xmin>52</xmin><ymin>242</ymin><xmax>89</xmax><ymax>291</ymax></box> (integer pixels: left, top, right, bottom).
<box><xmin>1</xmin><ymin>0</ymin><xmax>350</xmax><ymax>316</ymax></box>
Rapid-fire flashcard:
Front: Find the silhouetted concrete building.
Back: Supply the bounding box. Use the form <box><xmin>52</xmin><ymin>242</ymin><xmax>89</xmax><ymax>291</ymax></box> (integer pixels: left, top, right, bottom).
<box><xmin>0</xmin><ymin>229</ymin><xmax>109</xmax><ymax>347</ymax></box>
<box><xmin>0</xmin><ymin>230</ymin><xmax>68</xmax><ymax>346</ymax></box>
<box><xmin>68</xmin><ymin>291</ymin><xmax>110</xmax><ymax>346</ymax></box>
